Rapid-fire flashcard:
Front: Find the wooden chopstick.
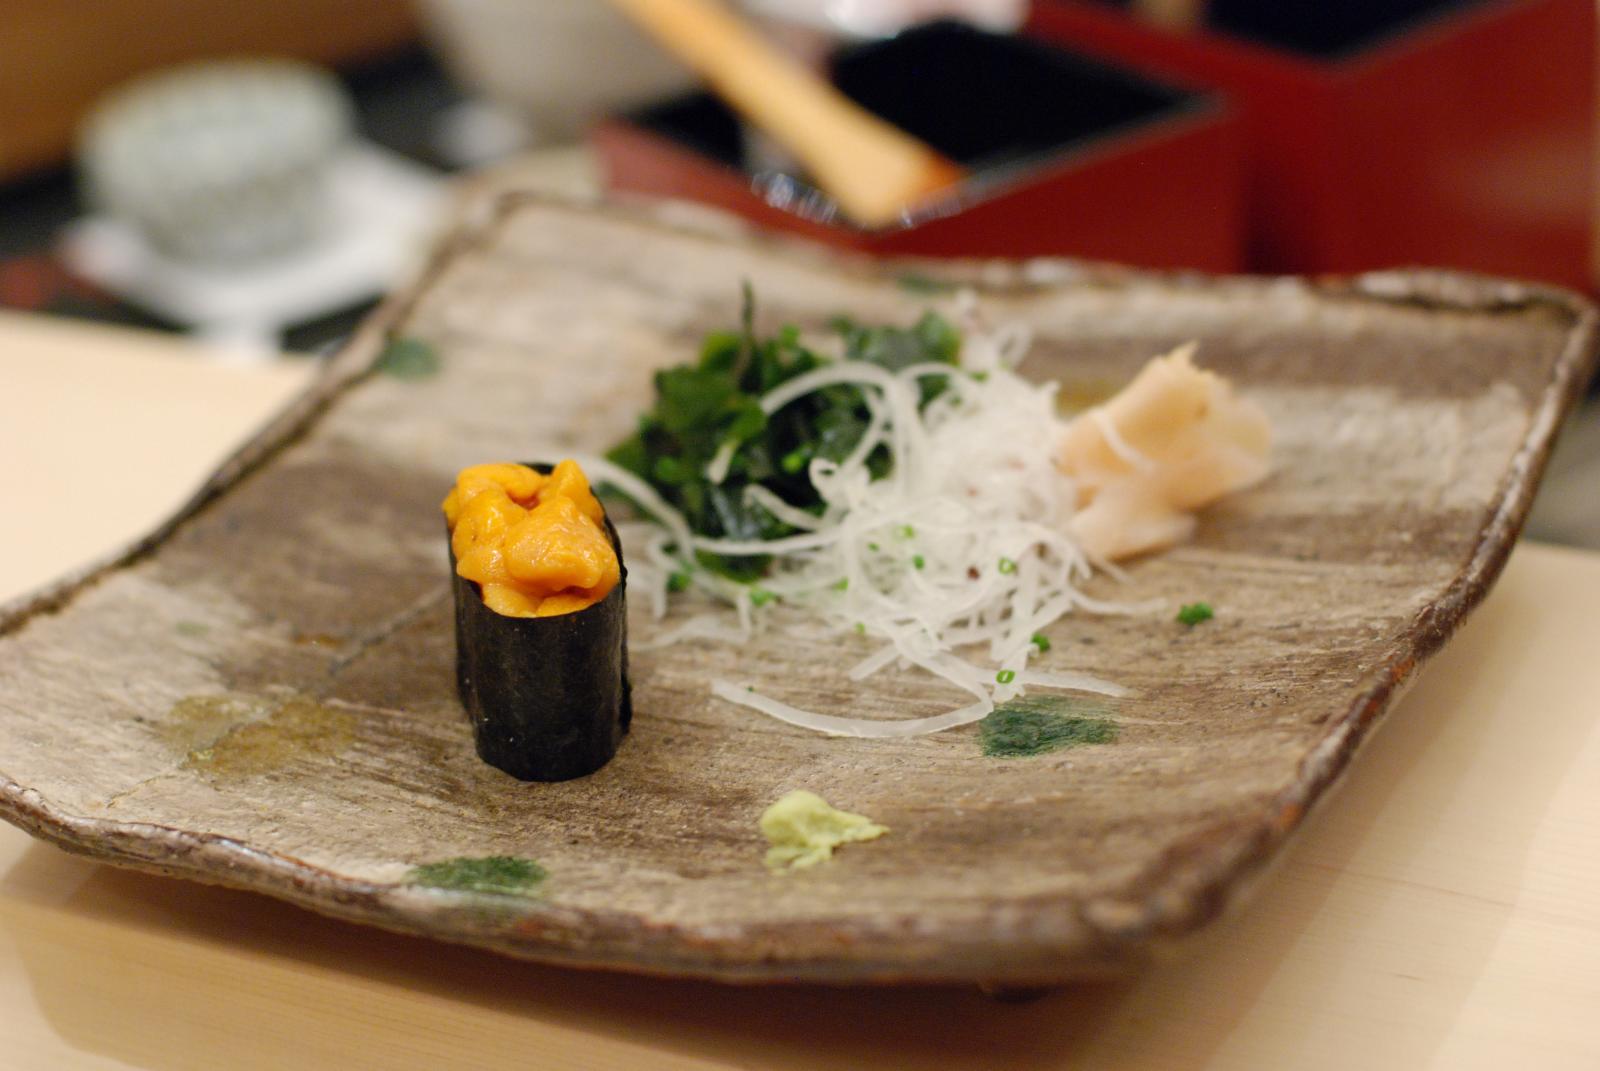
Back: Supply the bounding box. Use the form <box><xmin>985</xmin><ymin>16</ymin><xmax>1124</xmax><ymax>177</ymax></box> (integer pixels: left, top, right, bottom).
<box><xmin>606</xmin><ymin>0</ymin><xmax>966</xmax><ymax>227</ymax></box>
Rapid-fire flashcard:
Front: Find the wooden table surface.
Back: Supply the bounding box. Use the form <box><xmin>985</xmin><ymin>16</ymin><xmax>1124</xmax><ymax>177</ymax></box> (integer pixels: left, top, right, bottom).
<box><xmin>2</xmin><ymin>312</ymin><xmax>1599</xmax><ymax>1069</ymax></box>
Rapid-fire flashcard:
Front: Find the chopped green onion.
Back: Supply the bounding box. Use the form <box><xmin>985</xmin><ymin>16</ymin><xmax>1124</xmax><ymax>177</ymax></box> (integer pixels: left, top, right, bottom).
<box><xmin>912</xmin><ymin>554</ymin><xmax>926</xmax><ymax>570</ymax></box>
<box><xmin>1177</xmin><ymin>602</ymin><xmax>1214</xmax><ymax>626</ymax></box>
<box><xmin>898</xmin><ymin>524</ymin><xmax>915</xmax><ymax>539</ymax></box>
<box><xmin>996</xmin><ymin>669</ymin><xmax>1016</xmax><ymax>685</ymax></box>
<box><xmin>998</xmin><ymin>557</ymin><xmax>1017</xmax><ymax>575</ymax></box>
<box><xmin>1030</xmin><ymin>633</ymin><xmax>1050</xmax><ymax>653</ymax></box>
<box><xmin>667</xmin><ymin>570</ymin><xmax>691</xmax><ymax>593</ymax></box>
<box><xmin>854</xmin><ymin>622</ymin><xmax>866</xmax><ymax>634</ymax></box>
<box><xmin>750</xmin><ymin>588</ymin><xmax>776</xmax><ymax>607</ymax></box>
<box><xmin>867</xmin><ymin>542</ymin><xmax>880</xmax><ymax>552</ymax></box>
<box><xmin>832</xmin><ymin>577</ymin><xmax>849</xmax><ymax>591</ymax></box>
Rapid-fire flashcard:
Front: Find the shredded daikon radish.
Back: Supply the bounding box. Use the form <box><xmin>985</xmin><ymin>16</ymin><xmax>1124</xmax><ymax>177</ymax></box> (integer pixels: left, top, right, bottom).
<box><xmin>577</xmin><ymin>307</ymin><xmax>1151</xmax><ymax>738</ymax></box>
<box><xmin>712</xmin><ymin>680</ymin><xmax>993</xmax><ymax>739</ymax></box>
<box><xmin>743</xmin><ymin>484</ymin><xmax>828</xmax><ymax>531</ymax></box>
<box><xmin>705</xmin><ymin>439</ymin><xmax>739</xmax><ymax>484</ymax></box>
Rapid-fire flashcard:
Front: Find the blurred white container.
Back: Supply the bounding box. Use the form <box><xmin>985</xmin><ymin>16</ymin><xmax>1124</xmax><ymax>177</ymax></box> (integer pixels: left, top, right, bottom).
<box><xmin>419</xmin><ymin>0</ymin><xmax>1027</xmax><ymax>144</ymax></box>
<box><xmin>78</xmin><ymin>59</ymin><xmax>354</xmax><ymax>265</ymax></box>
<box><xmin>746</xmin><ymin>0</ymin><xmax>1025</xmax><ymax>37</ymax></box>
<box><xmin>418</xmin><ymin>0</ymin><xmax>697</xmax><ymax>142</ymax></box>
<box><xmin>745</xmin><ymin>0</ymin><xmax>1026</xmax><ymax>62</ymax></box>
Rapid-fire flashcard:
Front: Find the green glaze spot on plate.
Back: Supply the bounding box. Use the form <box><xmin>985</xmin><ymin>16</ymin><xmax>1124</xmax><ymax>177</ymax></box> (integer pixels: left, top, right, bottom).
<box><xmin>896</xmin><ymin>271</ymin><xmax>958</xmax><ymax>295</ymax></box>
<box><xmin>407</xmin><ymin>856</ymin><xmax>548</xmax><ymax>896</ymax></box>
<box><xmin>979</xmin><ymin>697</ymin><xmax>1119</xmax><ymax>758</ymax></box>
<box><xmin>164</xmin><ymin>693</ymin><xmax>358</xmax><ymax>780</ymax></box>
<box><xmin>375</xmin><ymin>337</ymin><xmax>440</xmax><ymax>381</ymax></box>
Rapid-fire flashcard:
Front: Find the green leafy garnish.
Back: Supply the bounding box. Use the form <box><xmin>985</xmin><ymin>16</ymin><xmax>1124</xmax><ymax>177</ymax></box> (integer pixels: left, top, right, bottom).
<box><xmin>1030</xmin><ymin>632</ymin><xmax>1050</xmax><ymax>653</ymax></box>
<box><xmin>406</xmin><ymin>856</ymin><xmax>546</xmax><ymax>896</ymax></box>
<box><xmin>1177</xmin><ymin>602</ymin><xmax>1214</xmax><ymax>626</ymax></box>
<box><xmin>605</xmin><ymin>290</ymin><xmax>960</xmax><ymax>582</ymax></box>
<box><xmin>375</xmin><ymin>337</ymin><xmax>440</xmax><ymax>380</ymax></box>
<box><xmin>979</xmin><ymin>697</ymin><xmax>1119</xmax><ymax>758</ymax></box>
<box><xmin>996</xmin><ymin>669</ymin><xmax>1016</xmax><ymax>685</ymax></box>
<box><xmin>997</xmin><ymin>557</ymin><xmax>1017</xmax><ymax>575</ymax></box>
<box><xmin>912</xmin><ymin>554</ymin><xmax>926</xmax><ymax>570</ymax></box>
<box><xmin>667</xmin><ymin>571</ymin><xmax>691</xmax><ymax>593</ymax></box>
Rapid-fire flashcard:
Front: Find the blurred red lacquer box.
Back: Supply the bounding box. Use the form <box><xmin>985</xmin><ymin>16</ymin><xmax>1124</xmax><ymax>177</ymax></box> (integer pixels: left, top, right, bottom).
<box><xmin>591</xmin><ymin>21</ymin><xmax>1246</xmax><ymax>271</ymax></box>
<box><xmin>1027</xmin><ymin>0</ymin><xmax>1597</xmax><ymax>288</ymax></box>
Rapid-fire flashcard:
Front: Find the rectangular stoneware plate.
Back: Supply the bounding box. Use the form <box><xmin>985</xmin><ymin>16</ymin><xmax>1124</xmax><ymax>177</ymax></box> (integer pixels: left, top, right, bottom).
<box><xmin>0</xmin><ymin>196</ymin><xmax>1594</xmax><ymax>986</ymax></box>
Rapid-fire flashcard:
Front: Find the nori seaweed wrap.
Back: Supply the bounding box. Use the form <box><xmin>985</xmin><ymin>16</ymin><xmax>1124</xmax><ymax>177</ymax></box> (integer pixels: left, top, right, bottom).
<box><xmin>445</xmin><ymin>462</ymin><xmax>631</xmax><ymax>781</ymax></box>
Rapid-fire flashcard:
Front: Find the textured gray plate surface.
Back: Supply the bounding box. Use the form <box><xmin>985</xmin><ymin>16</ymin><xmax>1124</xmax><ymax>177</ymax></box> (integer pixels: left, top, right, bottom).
<box><xmin>1</xmin><ymin>197</ymin><xmax>1594</xmax><ymax>985</ymax></box>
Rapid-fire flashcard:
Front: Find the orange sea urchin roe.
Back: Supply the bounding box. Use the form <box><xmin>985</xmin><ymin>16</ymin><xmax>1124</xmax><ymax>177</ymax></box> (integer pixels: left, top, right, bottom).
<box><xmin>442</xmin><ymin>461</ymin><xmax>619</xmax><ymax>618</ymax></box>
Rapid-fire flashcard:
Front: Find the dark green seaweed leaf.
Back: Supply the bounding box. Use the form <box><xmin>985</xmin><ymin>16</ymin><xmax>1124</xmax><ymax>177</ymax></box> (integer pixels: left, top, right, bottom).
<box><xmin>375</xmin><ymin>337</ymin><xmax>440</xmax><ymax>380</ymax></box>
<box><xmin>604</xmin><ymin>289</ymin><xmax>961</xmax><ymax>582</ymax></box>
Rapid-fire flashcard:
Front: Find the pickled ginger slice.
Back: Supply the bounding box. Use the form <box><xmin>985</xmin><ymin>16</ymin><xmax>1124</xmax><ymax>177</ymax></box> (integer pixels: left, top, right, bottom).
<box><xmin>1057</xmin><ymin>343</ymin><xmax>1270</xmax><ymax>561</ymax></box>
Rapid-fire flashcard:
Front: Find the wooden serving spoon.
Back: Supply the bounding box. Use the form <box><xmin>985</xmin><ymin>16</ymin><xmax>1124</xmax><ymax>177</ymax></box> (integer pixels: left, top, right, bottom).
<box><xmin>605</xmin><ymin>0</ymin><xmax>967</xmax><ymax>228</ymax></box>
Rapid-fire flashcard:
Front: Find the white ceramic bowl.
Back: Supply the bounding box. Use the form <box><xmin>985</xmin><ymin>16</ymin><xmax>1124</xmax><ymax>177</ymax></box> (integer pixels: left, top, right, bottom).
<box><xmin>78</xmin><ymin>59</ymin><xmax>354</xmax><ymax>265</ymax></box>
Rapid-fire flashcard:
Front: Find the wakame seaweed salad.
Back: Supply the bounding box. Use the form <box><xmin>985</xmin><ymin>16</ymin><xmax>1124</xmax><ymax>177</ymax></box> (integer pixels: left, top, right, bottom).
<box><xmin>605</xmin><ymin>288</ymin><xmax>961</xmax><ymax>581</ymax></box>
